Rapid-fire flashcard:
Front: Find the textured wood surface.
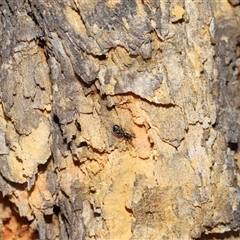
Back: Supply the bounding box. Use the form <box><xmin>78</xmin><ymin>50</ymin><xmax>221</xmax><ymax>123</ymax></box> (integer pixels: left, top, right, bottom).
<box><xmin>0</xmin><ymin>0</ymin><xmax>240</xmax><ymax>239</ymax></box>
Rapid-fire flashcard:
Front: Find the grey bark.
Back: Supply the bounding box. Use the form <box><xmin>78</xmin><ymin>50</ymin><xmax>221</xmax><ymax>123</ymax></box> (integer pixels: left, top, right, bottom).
<box><xmin>0</xmin><ymin>0</ymin><xmax>240</xmax><ymax>239</ymax></box>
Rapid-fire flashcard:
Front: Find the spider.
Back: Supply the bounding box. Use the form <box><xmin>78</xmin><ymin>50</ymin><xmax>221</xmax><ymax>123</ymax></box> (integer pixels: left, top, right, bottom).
<box><xmin>113</xmin><ymin>125</ymin><xmax>133</xmax><ymax>140</ymax></box>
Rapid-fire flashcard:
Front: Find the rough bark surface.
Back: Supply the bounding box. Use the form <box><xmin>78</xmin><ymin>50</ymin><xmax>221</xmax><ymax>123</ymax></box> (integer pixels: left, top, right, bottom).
<box><xmin>0</xmin><ymin>0</ymin><xmax>240</xmax><ymax>239</ymax></box>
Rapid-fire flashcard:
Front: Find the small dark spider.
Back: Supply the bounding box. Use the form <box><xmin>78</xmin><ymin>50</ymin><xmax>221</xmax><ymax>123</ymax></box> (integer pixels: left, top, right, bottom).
<box><xmin>113</xmin><ymin>125</ymin><xmax>133</xmax><ymax>140</ymax></box>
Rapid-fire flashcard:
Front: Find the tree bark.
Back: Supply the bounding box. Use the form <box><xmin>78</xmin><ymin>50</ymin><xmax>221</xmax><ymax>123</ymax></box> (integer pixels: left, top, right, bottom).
<box><xmin>0</xmin><ymin>0</ymin><xmax>240</xmax><ymax>239</ymax></box>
